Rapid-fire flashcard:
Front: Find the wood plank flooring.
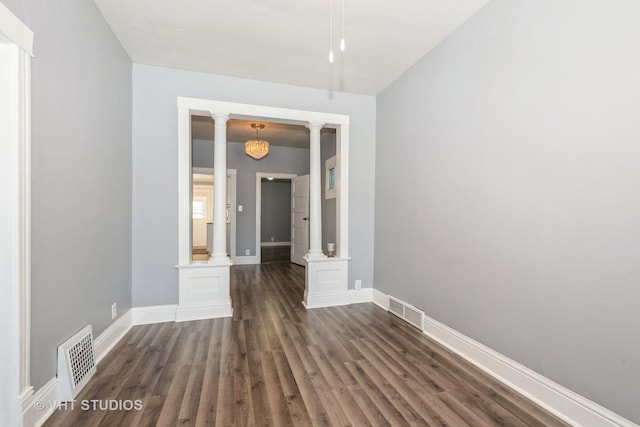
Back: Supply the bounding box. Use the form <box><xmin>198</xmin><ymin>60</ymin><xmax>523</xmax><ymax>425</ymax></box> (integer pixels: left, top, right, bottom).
<box><xmin>45</xmin><ymin>263</ymin><xmax>569</xmax><ymax>426</ymax></box>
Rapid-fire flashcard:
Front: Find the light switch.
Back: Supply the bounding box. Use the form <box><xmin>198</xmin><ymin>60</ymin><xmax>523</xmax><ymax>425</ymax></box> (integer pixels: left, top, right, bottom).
<box><xmin>238</xmin><ymin>205</ymin><xmax>243</xmax><ymax>212</ymax></box>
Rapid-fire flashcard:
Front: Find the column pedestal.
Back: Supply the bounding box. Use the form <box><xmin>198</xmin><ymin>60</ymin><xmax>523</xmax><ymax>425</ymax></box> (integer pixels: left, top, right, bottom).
<box><xmin>177</xmin><ymin>112</ymin><xmax>232</xmax><ymax>321</ymax></box>
<box><xmin>303</xmin><ymin>258</ymin><xmax>350</xmax><ymax>308</ymax></box>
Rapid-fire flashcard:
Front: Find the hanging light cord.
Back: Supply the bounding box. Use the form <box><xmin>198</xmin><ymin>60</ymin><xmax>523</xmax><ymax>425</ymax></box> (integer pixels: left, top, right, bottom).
<box><xmin>340</xmin><ymin>0</ymin><xmax>345</xmax><ymax>52</ymax></box>
<box><xmin>329</xmin><ymin>0</ymin><xmax>334</xmax><ymax>63</ymax></box>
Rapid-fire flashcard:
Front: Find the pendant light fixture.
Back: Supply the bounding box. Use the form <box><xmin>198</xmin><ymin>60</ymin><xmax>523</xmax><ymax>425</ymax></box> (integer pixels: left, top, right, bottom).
<box><xmin>328</xmin><ymin>0</ymin><xmax>346</xmax><ymax>63</ymax></box>
<box><xmin>245</xmin><ymin>123</ymin><xmax>269</xmax><ymax>160</ymax></box>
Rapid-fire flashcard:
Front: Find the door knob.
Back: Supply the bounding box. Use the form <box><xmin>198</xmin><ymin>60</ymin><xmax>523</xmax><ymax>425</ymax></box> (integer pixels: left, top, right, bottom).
<box><xmin>303</xmin><ymin>217</ymin><xmax>308</xmax><ymax>221</ymax></box>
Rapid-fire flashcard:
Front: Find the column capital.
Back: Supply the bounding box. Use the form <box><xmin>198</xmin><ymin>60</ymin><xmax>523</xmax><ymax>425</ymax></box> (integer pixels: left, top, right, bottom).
<box><xmin>210</xmin><ymin>112</ymin><xmax>230</xmax><ymax>123</ymax></box>
<box><xmin>306</xmin><ymin>122</ymin><xmax>325</xmax><ymax>131</ymax></box>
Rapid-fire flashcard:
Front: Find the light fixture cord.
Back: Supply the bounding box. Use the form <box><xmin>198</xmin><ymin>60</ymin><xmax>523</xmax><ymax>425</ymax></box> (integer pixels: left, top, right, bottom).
<box><xmin>340</xmin><ymin>0</ymin><xmax>345</xmax><ymax>52</ymax></box>
<box><xmin>329</xmin><ymin>0</ymin><xmax>334</xmax><ymax>63</ymax></box>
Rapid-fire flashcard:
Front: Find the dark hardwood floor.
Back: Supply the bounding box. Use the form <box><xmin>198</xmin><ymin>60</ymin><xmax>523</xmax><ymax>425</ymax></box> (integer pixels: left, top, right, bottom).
<box><xmin>45</xmin><ymin>263</ymin><xmax>569</xmax><ymax>426</ymax></box>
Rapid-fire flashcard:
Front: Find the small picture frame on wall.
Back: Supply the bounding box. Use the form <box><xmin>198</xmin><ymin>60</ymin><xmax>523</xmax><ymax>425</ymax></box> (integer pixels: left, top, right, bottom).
<box><xmin>325</xmin><ymin>155</ymin><xmax>336</xmax><ymax>199</ymax></box>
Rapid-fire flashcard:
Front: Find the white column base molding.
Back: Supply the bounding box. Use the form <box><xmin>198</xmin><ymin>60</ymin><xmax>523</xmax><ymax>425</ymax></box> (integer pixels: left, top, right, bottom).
<box><xmin>231</xmin><ymin>255</ymin><xmax>258</xmax><ymax>265</ymax></box>
<box><xmin>348</xmin><ymin>288</ymin><xmax>373</xmax><ymax>304</ymax></box>
<box><xmin>303</xmin><ymin>258</ymin><xmax>349</xmax><ymax>308</ymax></box>
<box><xmin>93</xmin><ymin>310</ymin><xmax>133</xmax><ymax>364</ymax></box>
<box><xmin>175</xmin><ymin>302</ymin><xmax>232</xmax><ymax>322</ymax></box>
<box><xmin>177</xmin><ymin>263</ymin><xmax>233</xmax><ymax>322</ymax></box>
<box><xmin>132</xmin><ymin>305</ymin><xmax>177</xmax><ymax>325</ymax></box>
<box><xmin>372</xmin><ymin>288</ymin><xmax>638</xmax><ymax>427</ymax></box>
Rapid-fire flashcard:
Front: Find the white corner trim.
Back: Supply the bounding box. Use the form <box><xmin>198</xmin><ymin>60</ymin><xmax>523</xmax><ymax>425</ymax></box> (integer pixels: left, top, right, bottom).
<box><xmin>232</xmin><ymin>255</ymin><xmax>258</xmax><ymax>265</ymax></box>
<box><xmin>0</xmin><ymin>2</ymin><xmax>34</xmax><ymax>55</ymax></box>
<box><xmin>21</xmin><ymin>377</ymin><xmax>58</xmax><ymax>427</ymax></box>
<box><xmin>422</xmin><ymin>315</ymin><xmax>638</xmax><ymax>427</ymax></box>
<box><xmin>93</xmin><ymin>309</ymin><xmax>133</xmax><ymax>364</ymax></box>
<box><xmin>348</xmin><ymin>288</ymin><xmax>373</xmax><ymax>304</ymax></box>
<box><xmin>132</xmin><ymin>304</ymin><xmax>177</xmax><ymax>325</ymax></box>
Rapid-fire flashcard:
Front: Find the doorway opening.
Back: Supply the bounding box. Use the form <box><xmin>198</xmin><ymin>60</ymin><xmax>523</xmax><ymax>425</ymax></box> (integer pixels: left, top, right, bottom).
<box><xmin>190</xmin><ymin>167</ymin><xmax>237</xmax><ymax>263</ymax></box>
<box><xmin>255</xmin><ymin>172</ymin><xmax>297</xmax><ymax>264</ymax></box>
<box><xmin>259</xmin><ymin>177</ymin><xmax>293</xmax><ymax>264</ymax></box>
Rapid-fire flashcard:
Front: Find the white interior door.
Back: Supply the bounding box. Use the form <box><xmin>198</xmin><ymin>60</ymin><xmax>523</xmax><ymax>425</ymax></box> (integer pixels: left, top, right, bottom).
<box><xmin>291</xmin><ymin>175</ymin><xmax>309</xmax><ymax>266</ymax></box>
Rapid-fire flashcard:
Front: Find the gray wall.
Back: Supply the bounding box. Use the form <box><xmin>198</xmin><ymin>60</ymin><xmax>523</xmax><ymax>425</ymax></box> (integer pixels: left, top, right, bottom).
<box><xmin>2</xmin><ymin>0</ymin><xmax>132</xmax><ymax>389</ymax></box>
<box><xmin>374</xmin><ymin>0</ymin><xmax>640</xmax><ymax>422</ymax></box>
<box><xmin>133</xmin><ymin>64</ymin><xmax>376</xmax><ymax>306</ymax></box>
<box><xmin>193</xmin><ymin>139</ymin><xmax>308</xmax><ymax>256</ymax></box>
<box><xmin>321</xmin><ymin>133</ymin><xmax>337</xmax><ymax>253</ymax></box>
<box><xmin>261</xmin><ymin>180</ymin><xmax>292</xmax><ymax>243</ymax></box>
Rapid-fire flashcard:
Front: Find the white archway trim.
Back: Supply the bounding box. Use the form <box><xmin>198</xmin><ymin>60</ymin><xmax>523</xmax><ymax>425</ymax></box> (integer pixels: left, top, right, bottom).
<box><xmin>177</xmin><ymin>97</ymin><xmax>351</xmax><ymax>315</ymax></box>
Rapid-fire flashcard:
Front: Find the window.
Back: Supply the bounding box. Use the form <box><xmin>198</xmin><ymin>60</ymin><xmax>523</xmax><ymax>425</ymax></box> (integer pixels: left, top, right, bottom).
<box><xmin>192</xmin><ymin>199</ymin><xmax>206</xmax><ymax>219</ymax></box>
<box><xmin>325</xmin><ymin>155</ymin><xmax>336</xmax><ymax>199</ymax></box>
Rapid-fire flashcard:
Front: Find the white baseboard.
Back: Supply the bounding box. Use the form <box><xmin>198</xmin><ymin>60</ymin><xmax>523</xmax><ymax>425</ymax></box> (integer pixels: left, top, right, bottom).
<box><xmin>21</xmin><ymin>377</ymin><xmax>58</xmax><ymax>427</ymax></box>
<box><xmin>175</xmin><ymin>303</ymin><xmax>232</xmax><ymax>322</ymax></box>
<box><xmin>231</xmin><ymin>256</ymin><xmax>258</xmax><ymax>265</ymax></box>
<box><xmin>372</xmin><ymin>288</ymin><xmax>390</xmax><ymax>311</ymax></box>
<box><xmin>94</xmin><ymin>309</ymin><xmax>133</xmax><ymax>364</ymax></box>
<box><xmin>260</xmin><ymin>241</ymin><xmax>291</xmax><ymax>247</ymax></box>
<box><xmin>348</xmin><ymin>288</ymin><xmax>373</xmax><ymax>304</ymax></box>
<box><xmin>372</xmin><ymin>288</ymin><xmax>637</xmax><ymax>427</ymax></box>
<box><xmin>303</xmin><ymin>290</ymin><xmax>350</xmax><ymax>309</ymax></box>
<box><xmin>423</xmin><ymin>315</ymin><xmax>637</xmax><ymax>427</ymax></box>
<box><xmin>132</xmin><ymin>304</ymin><xmax>177</xmax><ymax>325</ymax></box>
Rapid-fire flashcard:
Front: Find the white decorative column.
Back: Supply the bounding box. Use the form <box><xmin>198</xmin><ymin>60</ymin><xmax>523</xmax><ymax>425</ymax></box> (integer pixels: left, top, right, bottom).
<box><xmin>303</xmin><ymin>122</ymin><xmax>348</xmax><ymax>309</ymax></box>
<box><xmin>176</xmin><ymin>111</ymin><xmax>232</xmax><ymax>322</ymax></box>
<box><xmin>305</xmin><ymin>122</ymin><xmax>326</xmax><ymax>260</ymax></box>
<box><xmin>211</xmin><ymin>113</ymin><xmax>230</xmax><ymax>263</ymax></box>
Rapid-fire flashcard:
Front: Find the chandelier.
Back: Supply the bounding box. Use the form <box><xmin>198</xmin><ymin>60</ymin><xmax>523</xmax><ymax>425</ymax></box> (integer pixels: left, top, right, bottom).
<box><xmin>245</xmin><ymin>123</ymin><xmax>269</xmax><ymax>160</ymax></box>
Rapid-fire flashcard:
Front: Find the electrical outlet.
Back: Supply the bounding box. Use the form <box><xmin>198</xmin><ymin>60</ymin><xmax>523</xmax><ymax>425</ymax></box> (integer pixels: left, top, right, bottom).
<box><xmin>355</xmin><ymin>280</ymin><xmax>362</xmax><ymax>290</ymax></box>
<box><xmin>245</xmin><ymin>249</ymin><xmax>250</xmax><ymax>256</ymax></box>
<box><xmin>238</xmin><ymin>205</ymin><xmax>243</xmax><ymax>212</ymax></box>
<box><xmin>111</xmin><ymin>303</ymin><xmax>117</xmax><ymax>320</ymax></box>
<box><xmin>270</xmin><ymin>237</ymin><xmax>274</xmax><ymax>242</ymax></box>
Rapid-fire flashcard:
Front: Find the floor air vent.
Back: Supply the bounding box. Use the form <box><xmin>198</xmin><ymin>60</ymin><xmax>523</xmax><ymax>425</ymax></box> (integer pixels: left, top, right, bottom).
<box><xmin>57</xmin><ymin>325</ymin><xmax>96</xmax><ymax>401</ymax></box>
<box><xmin>388</xmin><ymin>296</ymin><xmax>425</xmax><ymax>330</ymax></box>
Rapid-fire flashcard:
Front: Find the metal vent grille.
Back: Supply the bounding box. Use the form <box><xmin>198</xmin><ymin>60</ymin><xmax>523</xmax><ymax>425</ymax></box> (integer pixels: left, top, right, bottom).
<box><xmin>404</xmin><ymin>305</ymin><xmax>424</xmax><ymax>330</ymax></box>
<box><xmin>58</xmin><ymin>325</ymin><xmax>96</xmax><ymax>401</ymax></box>
<box><xmin>389</xmin><ymin>299</ymin><xmax>404</xmax><ymax>317</ymax></box>
<box><xmin>388</xmin><ymin>296</ymin><xmax>425</xmax><ymax>330</ymax></box>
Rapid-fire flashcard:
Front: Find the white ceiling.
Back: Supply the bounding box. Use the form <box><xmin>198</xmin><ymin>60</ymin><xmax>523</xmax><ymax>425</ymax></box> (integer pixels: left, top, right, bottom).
<box><xmin>95</xmin><ymin>0</ymin><xmax>489</xmax><ymax>95</ymax></box>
